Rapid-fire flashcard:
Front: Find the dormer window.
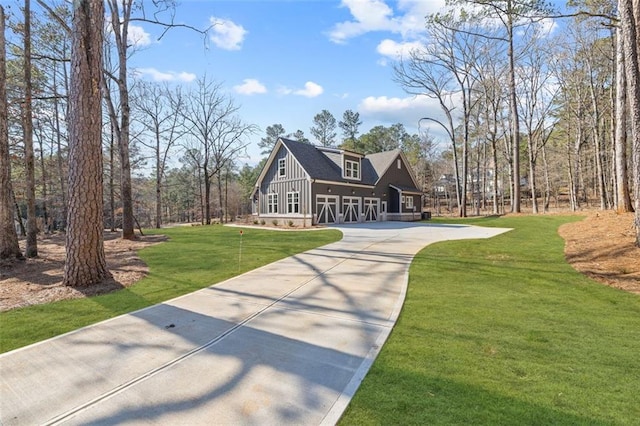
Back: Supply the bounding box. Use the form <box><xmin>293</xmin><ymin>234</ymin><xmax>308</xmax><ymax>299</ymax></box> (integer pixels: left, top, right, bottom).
<box><xmin>345</xmin><ymin>159</ymin><xmax>360</xmax><ymax>180</ymax></box>
<box><xmin>278</xmin><ymin>158</ymin><xmax>286</xmax><ymax>177</ymax></box>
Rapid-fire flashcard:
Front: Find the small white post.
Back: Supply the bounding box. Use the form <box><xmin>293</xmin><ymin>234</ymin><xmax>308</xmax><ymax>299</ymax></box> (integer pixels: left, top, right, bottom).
<box><xmin>238</xmin><ymin>230</ymin><xmax>243</xmax><ymax>271</ymax></box>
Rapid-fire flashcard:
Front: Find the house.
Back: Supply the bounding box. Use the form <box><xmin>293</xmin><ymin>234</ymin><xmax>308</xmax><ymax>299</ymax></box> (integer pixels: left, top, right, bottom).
<box><xmin>251</xmin><ymin>138</ymin><xmax>423</xmax><ymax>226</ymax></box>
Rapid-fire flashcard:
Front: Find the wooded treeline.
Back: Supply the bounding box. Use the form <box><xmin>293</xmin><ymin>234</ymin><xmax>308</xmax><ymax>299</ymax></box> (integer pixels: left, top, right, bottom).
<box><xmin>0</xmin><ymin>0</ymin><xmax>639</xmax><ymax>286</ymax></box>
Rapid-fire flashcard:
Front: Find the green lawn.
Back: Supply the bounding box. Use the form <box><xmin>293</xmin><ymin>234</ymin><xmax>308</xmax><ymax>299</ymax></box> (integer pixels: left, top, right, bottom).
<box><xmin>0</xmin><ymin>225</ymin><xmax>341</xmax><ymax>353</ymax></box>
<box><xmin>339</xmin><ymin>215</ymin><xmax>640</xmax><ymax>425</ymax></box>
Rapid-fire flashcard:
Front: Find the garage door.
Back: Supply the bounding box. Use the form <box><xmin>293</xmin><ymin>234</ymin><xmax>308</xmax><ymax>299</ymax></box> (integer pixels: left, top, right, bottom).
<box><xmin>316</xmin><ymin>195</ymin><xmax>338</xmax><ymax>224</ymax></box>
<box><xmin>364</xmin><ymin>198</ymin><xmax>379</xmax><ymax>222</ymax></box>
<box><xmin>342</xmin><ymin>197</ymin><xmax>360</xmax><ymax>223</ymax></box>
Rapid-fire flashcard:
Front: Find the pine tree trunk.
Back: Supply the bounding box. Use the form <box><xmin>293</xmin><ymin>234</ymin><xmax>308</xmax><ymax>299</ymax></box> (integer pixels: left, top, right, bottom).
<box><xmin>63</xmin><ymin>0</ymin><xmax>110</xmax><ymax>287</ymax></box>
<box><xmin>23</xmin><ymin>0</ymin><xmax>38</xmax><ymax>258</ymax></box>
<box><xmin>618</xmin><ymin>0</ymin><xmax>640</xmax><ymax>245</ymax></box>
<box><xmin>614</xmin><ymin>29</ymin><xmax>633</xmax><ymax>212</ymax></box>
<box><xmin>0</xmin><ymin>5</ymin><xmax>23</xmax><ymax>260</ymax></box>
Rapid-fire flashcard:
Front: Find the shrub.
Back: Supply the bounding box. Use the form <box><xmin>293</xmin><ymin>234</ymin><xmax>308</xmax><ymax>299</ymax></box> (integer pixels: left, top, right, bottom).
<box><xmin>272</xmin><ymin>219</ymin><xmax>279</xmax><ymax>226</ymax></box>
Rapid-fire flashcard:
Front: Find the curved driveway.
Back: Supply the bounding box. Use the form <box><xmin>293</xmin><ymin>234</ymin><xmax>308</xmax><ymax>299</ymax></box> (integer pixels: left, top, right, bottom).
<box><xmin>1</xmin><ymin>222</ymin><xmax>509</xmax><ymax>425</ymax></box>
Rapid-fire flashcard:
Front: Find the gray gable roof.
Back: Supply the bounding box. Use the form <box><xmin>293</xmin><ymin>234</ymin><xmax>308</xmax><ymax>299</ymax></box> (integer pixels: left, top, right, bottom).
<box><xmin>278</xmin><ymin>138</ymin><xmax>419</xmax><ymax>190</ymax></box>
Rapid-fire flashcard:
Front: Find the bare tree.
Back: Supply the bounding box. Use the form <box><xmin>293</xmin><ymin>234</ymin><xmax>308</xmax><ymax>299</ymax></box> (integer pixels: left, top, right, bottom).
<box><xmin>180</xmin><ymin>77</ymin><xmax>256</xmax><ymax>224</ymax></box>
<box><xmin>395</xmin><ymin>12</ymin><xmax>482</xmax><ymax>217</ymax></box>
<box><xmin>453</xmin><ymin>0</ymin><xmax>552</xmax><ymax>212</ymax></box>
<box><xmin>103</xmin><ymin>0</ymin><xmax>136</xmax><ymax>240</ymax></box>
<box><xmin>0</xmin><ymin>5</ymin><xmax>23</xmax><ymax>260</ymax></box>
<box><xmin>132</xmin><ymin>81</ymin><xmax>184</xmax><ymax>228</ymax></box>
<box><xmin>517</xmin><ymin>28</ymin><xmax>558</xmax><ymax>214</ymax></box>
<box><xmin>63</xmin><ymin>0</ymin><xmax>110</xmax><ymax>287</ymax></box>
<box><xmin>103</xmin><ymin>0</ymin><xmax>207</xmax><ymax>239</ymax></box>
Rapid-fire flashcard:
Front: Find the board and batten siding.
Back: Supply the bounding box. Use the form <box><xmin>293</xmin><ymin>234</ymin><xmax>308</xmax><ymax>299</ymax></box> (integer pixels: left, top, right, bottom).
<box><xmin>259</xmin><ymin>145</ymin><xmax>310</xmax><ymax>215</ymax></box>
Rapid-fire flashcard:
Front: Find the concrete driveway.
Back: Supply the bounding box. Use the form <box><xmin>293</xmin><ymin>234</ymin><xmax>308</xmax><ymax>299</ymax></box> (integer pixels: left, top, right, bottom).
<box><xmin>0</xmin><ymin>222</ymin><xmax>509</xmax><ymax>425</ymax></box>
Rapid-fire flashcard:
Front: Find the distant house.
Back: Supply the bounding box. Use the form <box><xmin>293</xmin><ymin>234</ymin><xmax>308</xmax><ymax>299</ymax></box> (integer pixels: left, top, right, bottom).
<box><xmin>251</xmin><ymin>138</ymin><xmax>423</xmax><ymax>225</ymax></box>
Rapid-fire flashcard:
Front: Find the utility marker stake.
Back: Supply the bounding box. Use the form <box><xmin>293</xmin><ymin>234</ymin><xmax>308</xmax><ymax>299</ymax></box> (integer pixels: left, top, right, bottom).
<box><xmin>238</xmin><ymin>230</ymin><xmax>243</xmax><ymax>271</ymax></box>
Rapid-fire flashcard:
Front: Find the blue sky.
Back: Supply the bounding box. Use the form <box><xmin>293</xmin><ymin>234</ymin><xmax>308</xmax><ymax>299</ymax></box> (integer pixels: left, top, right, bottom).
<box><xmin>126</xmin><ymin>0</ymin><xmax>451</xmax><ymax>165</ymax></box>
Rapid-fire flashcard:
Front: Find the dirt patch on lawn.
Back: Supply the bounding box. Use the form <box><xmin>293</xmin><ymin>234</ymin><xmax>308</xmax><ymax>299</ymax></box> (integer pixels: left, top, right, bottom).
<box><xmin>1</xmin><ymin>212</ymin><xmax>638</xmax><ymax>312</ymax></box>
<box><xmin>0</xmin><ymin>233</ymin><xmax>166</xmax><ymax>312</ymax></box>
<box><xmin>558</xmin><ymin>210</ymin><xmax>640</xmax><ymax>295</ymax></box>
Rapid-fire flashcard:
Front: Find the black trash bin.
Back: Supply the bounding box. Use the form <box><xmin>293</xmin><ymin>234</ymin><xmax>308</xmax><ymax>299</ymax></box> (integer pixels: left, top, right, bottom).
<box><xmin>422</xmin><ymin>211</ymin><xmax>432</xmax><ymax>220</ymax></box>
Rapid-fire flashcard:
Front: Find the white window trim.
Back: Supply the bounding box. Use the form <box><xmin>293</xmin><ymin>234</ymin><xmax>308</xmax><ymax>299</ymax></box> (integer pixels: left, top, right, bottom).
<box><xmin>397</xmin><ymin>158</ymin><xmax>401</xmax><ymax>169</ymax></box>
<box><xmin>287</xmin><ymin>191</ymin><xmax>300</xmax><ymax>214</ymax></box>
<box><xmin>278</xmin><ymin>158</ymin><xmax>286</xmax><ymax>178</ymax></box>
<box><xmin>344</xmin><ymin>159</ymin><xmax>361</xmax><ymax>180</ymax></box>
<box><xmin>268</xmin><ymin>193</ymin><xmax>278</xmax><ymax>213</ymax></box>
<box><xmin>406</xmin><ymin>195</ymin><xmax>414</xmax><ymax>209</ymax></box>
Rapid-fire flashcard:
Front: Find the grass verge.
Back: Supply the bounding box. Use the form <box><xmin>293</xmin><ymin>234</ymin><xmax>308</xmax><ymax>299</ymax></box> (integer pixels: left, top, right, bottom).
<box><xmin>0</xmin><ymin>225</ymin><xmax>341</xmax><ymax>353</ymax></box>
<box><xmin>340</xmin><ymin>215</ymin><xmax>640</xmax><ymax>425</ymax></box>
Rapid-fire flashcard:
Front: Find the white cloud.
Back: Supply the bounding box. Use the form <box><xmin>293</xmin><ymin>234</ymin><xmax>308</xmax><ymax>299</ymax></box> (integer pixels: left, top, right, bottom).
<box><xmin>279</xmin><ymin>81</ymin><xmax>324</xmax><ymax>98</ymax></box>
<box><xmin>328</xmin><ymin>0</ymin><xmax>445</xmax><ymax>43</ymax></box>
<box><xmin>234</xmin><ymin>78</ymin><xmax>267</xmax><ymax>95</ymax></box>
<box><xmin>376</xmin><ymin>38</ymin><xmax>424</xmax><ymax>60</ymax></box>
<box><xmin>358</xmin><ymin>94</ymin><xmax>445</xmax><ymax>129</ymax></box>
<box><xmin>106</xmin><ymin>19</ymin><xmax>152</xmax><ymax>48</ymax></box>
<box><xmin>295</xmin><ymin>81</ymin><xmax>324</xmax><ymax>97</ymax></box>
<box><xmin>134</xmin><ymin>68</ymin><xmax>196</xmax><ymax>82</ymax></box>
<box><xmin>127</xmin><ymin>24</ymin><xmax>152</xmax><ymax>47</ymax></box>
<box><xmin>209</xmin><ymin>17</ymin><xmax>247</xmax><ymax>50</ymax></box>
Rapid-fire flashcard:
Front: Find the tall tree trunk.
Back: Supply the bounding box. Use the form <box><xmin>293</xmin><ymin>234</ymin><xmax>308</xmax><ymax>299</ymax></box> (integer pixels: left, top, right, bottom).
<box><xmin>53</xmin><ymin>64</ymin><xmax>67</xmax><ymax>230</ymax></box>
<box><xmin>155</xmin><ymin>126</ymin><xmax>162</xmax><ymax>228</ymax></box>
<box><xmin>63</xmin><ymin>0</ymin><xmax>110</xmax><ymax>287</ymax></box>
<box><xmin>107</xmin><ymin>0</ymin><xmax>135</xmax><ymax>240</ymax></box>
<box><xmin>618</xmin><ymin>0</ymin><xmax>640</xmax><ymax>244</ymax></box>
<box><xmin>507</xmin><ymin>3</ymin><xmax>521</xmax><ymax>213</ymax></box>
<box><xmin>23</xmin><ymin>0</ymin><xmax>38</xmax><ymax>258</ymax></box>
<box><xmin>109</xmin><ymin>121</ymin><xmax>116</xmax><ymax>231</ymax></box>
<box><xmin>541</xmin><ymin>144</ymin><xmax>551</xmax><ymax>212</ymax></box>
<box><xmin>217</xmin><ymin>172</ymin><xmax>224</xmax><ymax>222</ymax></box>
<box><xmin>614</xmin><ymin>28</ymin><xmax>633</xmax><ymax>212</ymax></box>
<box><xmin>491</xmin><ymin>138</ymin><xmax>499</xmax><ymax>215</ymax></box>
<box><xmin>36</xmin><ymin>126</ymin><xmax>49</xmax><ymax>231</ymax></box>
<box><xmin>204</xmin><ymin>166</ymin><xmax>211</xmax><ymax>224</ymax></box>
<box><xmin>0</xmin><ymin>5</ymin><xmax>23</xmax><ymax>259</ymax></box>
<box><xmin>527</xmin><ymin>136</ymin><xmax>538</xmax><ymax>214</ymax></box>
<box><xmin>587</xmin><ymin>63</ymin><xmax>608</xmax><ymax>211</ymax></box>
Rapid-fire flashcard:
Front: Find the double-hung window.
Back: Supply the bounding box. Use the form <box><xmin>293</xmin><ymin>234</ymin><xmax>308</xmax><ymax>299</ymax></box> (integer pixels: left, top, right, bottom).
<box><xmin>268</xmin><ymin>193</ymin><xmax>278</xmax><ymax>213</ymax></box>
<box><xmin>287</xmin><ymin>192</ymin><xmax>300</xmax><ymax>214</ymax></box>
<box><xmin>345</xmin><ymin>160</ymin><xmax>360</xmax><ymax>179</ymax></box>
<box><xmin>278</xmin><ymin>159</ymin><xmax>286</xmax><ymax>177</ymax></box>
<box><xmin>405</xmin><ymin>196</ymin><xmax>414</xmax><ymax>209</ymax></box>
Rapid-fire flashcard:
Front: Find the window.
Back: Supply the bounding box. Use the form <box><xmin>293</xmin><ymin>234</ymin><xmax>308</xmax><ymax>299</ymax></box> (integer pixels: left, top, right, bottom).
<box><xmin>287</xmin><ymin>192</ymin><xmax>299</xmax><ymax>214</ymax></box>
<box><xmin>397</xmin><ymin>159</ymin><xmax>401</xmax><ymax>169</ymax></box>
<box><xmin>406</xmin><ymin>196</ymin><xmax>414</xmax><ymax>209</ymax></box>
<box><xmin>345</xmin><ymin>160</ymin><xmax>360</xmax><ymax>179</ymax></box>
<box><xmin>278</xmin><ymin>158</ymin><xmax>286</xmax><ymax>177</ymax></box>
<box><xmin>268</xmin><ymin>193</ymin><xmax>278</xmax><ymax>213</ymax></box>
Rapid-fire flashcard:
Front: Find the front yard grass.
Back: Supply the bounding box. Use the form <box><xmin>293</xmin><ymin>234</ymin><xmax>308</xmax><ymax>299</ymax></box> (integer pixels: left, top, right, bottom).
<box><xmin>0</xmin><ymin>225</ymin><xmax>341</xmax><ymax>353</ymax></box>
<box><xmin>340</xmin><ymin>215</ymin><xmax>640</xmax><ymax>425</ymax></box>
